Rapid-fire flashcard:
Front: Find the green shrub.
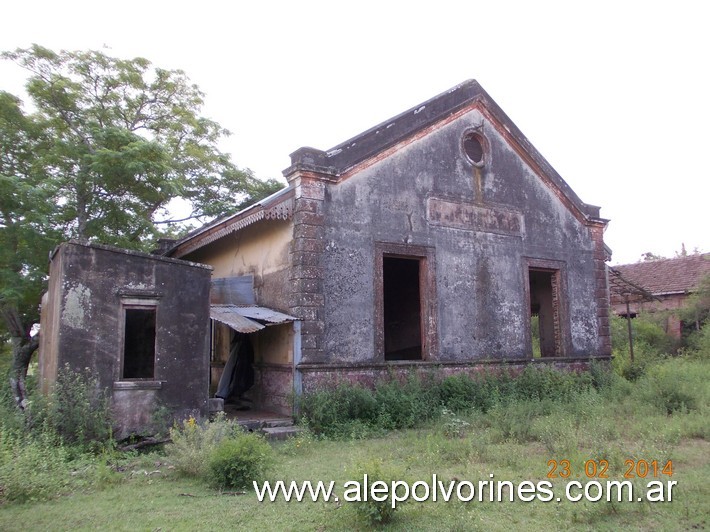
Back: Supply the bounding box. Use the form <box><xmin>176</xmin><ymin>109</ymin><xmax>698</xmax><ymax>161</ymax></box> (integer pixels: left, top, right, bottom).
<box><xmin>436</xmin><ymin>373</ymin><xmax>497</xmax><ymax>413</ymax></box>
<box><xmin>298</xmin><ymin>376</ymin><xmax>440</xmax><ymax>438</ymax></box>
<box><xmin>299</xmin><ymin>366</ymin><xmax>609</xmax><ymax>439</ymax></box>
<box><xmin>611</xmin><ymin>314</ymin><xmax>675</xmax><ymax>379</ymax></box>
<box><xmin>531</xmin><ymin>412</ymin><xmax>579</xmax><ymax>455</ymax></box>
<box><xmin>687</xmin><ymin>323</ymin><xmax>710</xmax><ymax>357</ymax></box>
<box><xmin>167</xmin><ymin>413</ymin><xmax>241</xmax><ymax>478</ymax></box>
<box><xmin>509</xmin><ymin>365</ymin><xmax>591</xmax><ymax>403</ymax></box>
<box><xmin>373</xmin><ymin>376</ymin><xmax>438</xmax><ymax>430</ymax></box>
<box><xmin>298</xmin><ymin>382</ymin><xmax>378</xmax><ymax>437</ymax></box>
<box><xmin>0</xmin><ymin>429</ymin><xmax>72</xmax><ymax>503</ymax></box>
<box><xmin>350</xmin><ymin>458</ymin><xmax>402</xmax><ymax>525</ymax></box>
<box><xmin>207</xmin><ymin>432</ymin><xmax>273</xmax><ymax>489</ymax></box>
<box><xmin>30</xmin><ymin>364</ymin><xmax>113</xmax><ymax>453</ymax></box>
<box><xmin>636</xmin><ymin>358</ymin><xmax>705</xmax><ymax>414</ymax></box>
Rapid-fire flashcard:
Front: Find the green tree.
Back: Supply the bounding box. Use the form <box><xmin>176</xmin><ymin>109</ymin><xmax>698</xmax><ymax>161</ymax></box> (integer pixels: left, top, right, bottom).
<box><xmin>0</xmin><ymin>91</ymin><xmax>59</xmax><ymax>406</ymax></box>
<box><xmin>679</xmin><ymin>274</ymin><xmax>710</xmax><ymax>345</ymax></box>
<box><xmin>0</xmin><ymin>45</ymin><xmax>283</xmax><ymax>406</ymax></box>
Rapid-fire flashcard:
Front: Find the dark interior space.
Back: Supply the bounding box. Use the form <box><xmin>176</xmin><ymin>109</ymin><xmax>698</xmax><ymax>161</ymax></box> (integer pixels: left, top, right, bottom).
<box><xmin>123</xmin><ymin>308</ymin><xmax>156</xmax><ymax>378</ymax></box>
<box><xmin>383</xmin><ymin>256</ymin><xmax>423</xmax><ymax>360</ymax></box>
<box><xmin>216</xmin><ymin>330</ymin><xmax>255</xmax><ymax>407</ymax></box>
<box><xmin>529</xmin><ymin>269</ymin><xmax>558</xmax><ymax>357</ymax></box>
<box><xmin>463</xmin><ymin>133</ymin><xmax>484</xmax><ymax>164</ymax></box>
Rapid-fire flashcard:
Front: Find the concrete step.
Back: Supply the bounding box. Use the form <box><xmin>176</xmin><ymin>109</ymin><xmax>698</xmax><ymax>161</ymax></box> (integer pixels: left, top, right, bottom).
<box><xmin>263</xmin><ymin>419</ymin><xmax>294</xmax><ymax>428</ymax></box>
<box><xmin>261</xmin><ymin>425</ymin><xmax>302</xmax><ymax>441</ymax></box>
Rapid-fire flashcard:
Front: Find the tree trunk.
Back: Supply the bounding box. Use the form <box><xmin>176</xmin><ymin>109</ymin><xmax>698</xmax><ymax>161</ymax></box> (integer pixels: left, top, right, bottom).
<box><xmin>9</xmin><ymin>334</ymin><xmax>40</xmax><ymax>410</ymax></box>
<box><xmin>1</xmin><ymin>304</ymin><xmax>40</xmax><ymax>410</ymax></box>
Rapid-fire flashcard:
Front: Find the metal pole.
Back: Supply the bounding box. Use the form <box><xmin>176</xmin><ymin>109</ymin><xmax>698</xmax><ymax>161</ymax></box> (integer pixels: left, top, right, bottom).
<box><xmin>625</xmin><ymin>297</ymin><xmax>634</xmax><ymax>363</ymax></box>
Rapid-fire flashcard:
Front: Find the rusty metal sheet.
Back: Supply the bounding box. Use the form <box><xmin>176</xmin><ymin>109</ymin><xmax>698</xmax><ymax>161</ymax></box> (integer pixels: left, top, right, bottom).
<box><xmin>210</xmin><ymin>305</ymin><xmax>264</xmax><ymax>333</ymax></box>
<box><xmin>211</xmin><ymin>276</ymin><xmax>256</xmax><ymax>305</ymax></box>
<box><xmin>235</xmin><ymin>306</ymin><xmax>298</xmax><ymax>325</ymax></box>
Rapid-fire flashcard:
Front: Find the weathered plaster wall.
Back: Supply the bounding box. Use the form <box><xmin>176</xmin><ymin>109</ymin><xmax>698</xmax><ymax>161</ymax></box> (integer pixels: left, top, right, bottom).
<box><xmin>319</xmin><ymin>108</ymin><xmax>600</xmax><ymax>364</ymax></box>
<box><xmin>38</xmin><ymin>250</ymin><xmax>63</xmax><ymax>393</ymax></box>
<box><xmin>39</xmin><ymin>242</ymin><xmax>212</xmax><ymax>435</ymax></box>
<box><xmin>186</xmin><ymin>219</ymin><xmax>293</xmax><ymax>311</ymax></box>
<box><xmin>253</xmin><ymin>323</ymin><xmax>294</xmax><ymax>365</ymax></box>
<box><xmin>184</xmin><ymin>220</ymin><xmax>295</xmax><ymax>414</ymax></box>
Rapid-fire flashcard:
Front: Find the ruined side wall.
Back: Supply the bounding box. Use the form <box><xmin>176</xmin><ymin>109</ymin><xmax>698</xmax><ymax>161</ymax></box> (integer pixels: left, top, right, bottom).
<box><xmin>252</xmin><ymin>321</ymin><xmax>294</xmax><ymax>415</ymax></box>
<box><xmin>186</xmin><ymin>219</ymin><xmax>293</xmax><ymax>312</ymax></box>
<box><xmin>47</xmin><ymin>242</ymin><xmax>211</xmax><ymax>434</ymax></box>
<box><xmin>185</xmin><ymin>220</ymin><xmax>295</xmax><ymax>415</ymax></box>
<box><xmin>38</xmin><ymin>249</ymin><xmax>64</xmax><ymax>393</ymax></box>
<box><xmin>318</xmin><ymin>107</ymin><xmax>603</xmax><ymax>364</ymax></box>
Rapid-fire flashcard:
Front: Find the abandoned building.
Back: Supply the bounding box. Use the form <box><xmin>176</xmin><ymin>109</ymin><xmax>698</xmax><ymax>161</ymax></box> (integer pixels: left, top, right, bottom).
<box><xmin>610</xmin><ymin>253</ymin><xmax>710</xmax><ymax>339</ymax></box>
<box><xmin>38</xmin><ymin>80</ymin><xmax>612</xmax><ymax>431</ymax></box>
<box><xmin>163</xmin><ymin>79</ymin><xmax>612</xmax><ymax>417</ymax></box>
<box><xmin>38</xmin><ymin>241</ymin><xmax>213</xmax><ymax>436</ymax></box>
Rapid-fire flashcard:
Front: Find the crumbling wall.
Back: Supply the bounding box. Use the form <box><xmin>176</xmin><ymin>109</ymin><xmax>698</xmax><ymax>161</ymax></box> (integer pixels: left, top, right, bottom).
<box><xmin>39</xmin><ymin>241</ymin><xmax>212</xmax><ymax>436</ymax></box>
<box><xmin>185</xmin><ymin>219</ymin><xmax>293</xmax><ymax>312</ymax></box>
<box><xmin>312</xmin><ymin>108</ymin><xmax>603</xmax><ymax>365</ymax></box>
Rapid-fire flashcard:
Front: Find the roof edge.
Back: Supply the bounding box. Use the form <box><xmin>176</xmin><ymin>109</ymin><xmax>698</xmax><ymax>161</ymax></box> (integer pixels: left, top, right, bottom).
<box><xmin>167</xmin><ymin>186</ymin><xmax>295</xmax><ymax>259</ymax></box>
<box><xmin>283</xmin><ymin>79</ymin><xmax>601</xmax><ymax>222</ymax></box>
<box><xmin>57</xmin><ymin>240</ymin><xmax>213</xmax><ymax>270</ymax></box>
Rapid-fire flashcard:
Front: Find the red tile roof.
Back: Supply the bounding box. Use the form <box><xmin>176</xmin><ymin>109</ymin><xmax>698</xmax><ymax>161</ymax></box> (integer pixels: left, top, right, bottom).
<box><xmin>612</xmin><ymin>253</ymin><xmax>710</xmax><ymax>296</ymax></box>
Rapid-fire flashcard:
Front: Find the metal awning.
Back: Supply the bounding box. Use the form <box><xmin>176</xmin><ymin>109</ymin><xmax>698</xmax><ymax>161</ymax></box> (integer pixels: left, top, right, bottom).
<box><xmin>209</xmin><ymin>304</ymin><xmax>297</xmax><ymax>334</ymax></box>
<box><xmin>232</xmin><ymin>306</ymin><xmax>297</xmax><ymax>324</ymax></box>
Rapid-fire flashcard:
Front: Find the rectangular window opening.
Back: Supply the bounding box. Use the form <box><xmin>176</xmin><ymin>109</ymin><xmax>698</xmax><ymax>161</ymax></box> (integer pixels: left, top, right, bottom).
<box><xmin>383</xmin><ymin>256</ymin><xmax>423</xmax><ymax>361</ymax></box>
<box><xmin>123</xmin><ymin>307</ymin><xmax>156</xmax><ymax>379</ymax></box>
<box><xmin>529</xmin><ymin>269</ymin><xmax>560</xmax><ymax>358</ymax></box>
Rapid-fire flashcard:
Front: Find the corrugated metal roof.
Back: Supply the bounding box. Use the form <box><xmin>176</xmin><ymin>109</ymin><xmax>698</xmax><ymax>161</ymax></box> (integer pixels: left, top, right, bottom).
<box><xmin>235</xmin><ymin>306</ymin><xmax>297</xmax><ymax>324</ymax></box>
<box><xmin>210</xmin><ymin>306</ymin><xmax>264</xmax><ymax>334</ymax></box>
<box><xmin>210</xmin><ymin>305</ymin><xmax>297</xmax><ymax>334</ymax></box>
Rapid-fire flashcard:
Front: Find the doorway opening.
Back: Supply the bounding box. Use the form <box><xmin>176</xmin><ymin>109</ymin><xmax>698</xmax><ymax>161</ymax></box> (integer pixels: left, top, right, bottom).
<box><xmin>528</xmin><ymin>269</ymin><xmax>560</xmax><ymax>358</ymax></box>
<box><xmin>383</xmin><ymin>256</ymin><xmax>423</xmax><ymax>360</ymax></box>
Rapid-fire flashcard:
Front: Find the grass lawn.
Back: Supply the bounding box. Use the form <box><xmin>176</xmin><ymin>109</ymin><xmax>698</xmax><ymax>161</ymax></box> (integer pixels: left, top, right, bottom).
<box><xmin>1</xmin><ymin>422</ymin><xmax>708</xmax><ymax>530</ymax></box>
<box><xmin>1</xmin><ymin>355</ymin><xmax>708</xmax><ymax>530</ymax></box>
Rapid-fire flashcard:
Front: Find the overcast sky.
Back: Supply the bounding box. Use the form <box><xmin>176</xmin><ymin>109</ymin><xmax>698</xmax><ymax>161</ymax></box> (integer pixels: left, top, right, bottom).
<box><xmin>1</xmin><ymin>1</ymin><xmax>707</xmax><ymax>265</ymax></box>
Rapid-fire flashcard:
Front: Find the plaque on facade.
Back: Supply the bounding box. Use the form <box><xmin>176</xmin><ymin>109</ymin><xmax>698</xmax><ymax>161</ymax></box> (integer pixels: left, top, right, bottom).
<box><xmin>426</xmin><ymin>197</ymin><xmax>523</xmax><ymax>236</ymax></box>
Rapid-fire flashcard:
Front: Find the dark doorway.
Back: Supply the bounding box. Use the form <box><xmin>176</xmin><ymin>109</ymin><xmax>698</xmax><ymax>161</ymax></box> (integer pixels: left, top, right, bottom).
<box><xmin>529</xmin><ymin>269</ymin><xmax>559</xmax><ymax>358</ymax></box>
<box><xmin>383</xmin><ymin>256</ymin><xmax>423</xmax><ymax>360</ymax></box>
<box><xmin>216</xmin><ymin>331</ymin><xmax>254</xmax><ymax>406</ymax></box>
<box><xmin>123</xmin><ymin>308</ymin><xmax>156</xmax><ymax>378</ymax></box>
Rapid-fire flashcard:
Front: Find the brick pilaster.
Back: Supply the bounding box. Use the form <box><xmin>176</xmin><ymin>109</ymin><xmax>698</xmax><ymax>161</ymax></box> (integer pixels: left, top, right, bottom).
<box><xmin>589</xmin><ymin>223</ymin><xmax>612</xmax><ymax>356</ymax></box>
<box><xmin>288</xmin><ymin>175</ymin><xmax>327</xmax><ymax>363</ymax></box>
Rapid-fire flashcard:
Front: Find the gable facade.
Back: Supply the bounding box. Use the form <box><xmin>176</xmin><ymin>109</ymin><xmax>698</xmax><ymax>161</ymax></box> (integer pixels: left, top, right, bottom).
<box><xmin>170</xmin><ymin>80</ymin><xmax>611</xmax><ymax>408</ymax></box>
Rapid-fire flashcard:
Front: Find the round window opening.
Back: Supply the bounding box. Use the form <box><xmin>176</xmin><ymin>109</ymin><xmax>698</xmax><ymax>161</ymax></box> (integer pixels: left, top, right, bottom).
<box><xmin>463</xmin><ymin>133</ymin><xmax>485</xmax><ymax>165</ymax></box>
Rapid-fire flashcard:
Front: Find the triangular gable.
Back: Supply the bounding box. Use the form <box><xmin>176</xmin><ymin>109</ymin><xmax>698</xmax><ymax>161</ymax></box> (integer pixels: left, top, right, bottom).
<box><xmin>284</xmin><ymin>80</ymin><xmax>603</xmax><ymax>225</ymax></box>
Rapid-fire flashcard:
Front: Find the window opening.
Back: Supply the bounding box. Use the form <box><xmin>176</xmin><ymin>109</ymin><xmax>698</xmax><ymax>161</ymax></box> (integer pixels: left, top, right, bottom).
<box><xmin>383</xmin><ymin>256</ymin><xmax>423</xmax><ymax>360</ymax></box>
<box><xmin>528</xmin><ymin>269</ymin><xmax>560</xmax><ymax>357</ymax></box>
<box><xmin>123</xmin><ymin>308</ymin><xmax>156</xmax><ymax>379</ymax></box>
<box><xmin>463</xmin><ymin>132</ymin><xmax>486</xmax><ymax>165</ymax></box>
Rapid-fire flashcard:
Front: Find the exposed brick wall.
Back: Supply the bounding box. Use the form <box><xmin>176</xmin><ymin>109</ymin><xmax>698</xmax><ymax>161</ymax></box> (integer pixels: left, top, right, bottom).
<box><xmin>299</xmin><ymin>357</ymin><xmax>608</xmax><ymax>394</ymax></box>
<box><xmin>551</xmin><ymin>270</ymin><xmax>562</xmax><ymax>356</ymax></box>
<box><xmin>288</xmin><ymin>175</ymin><xmax>327</xmax><ymax>363</ymax></box>
<box><xmin>254</xmin><ymin>363</ymin><xmax>293</xmax><ymax>416</ymax></box>
<box><xmin>589</xmin><ymin>224</ymin><xmax>612</xmax><ymax>356</ymax></box>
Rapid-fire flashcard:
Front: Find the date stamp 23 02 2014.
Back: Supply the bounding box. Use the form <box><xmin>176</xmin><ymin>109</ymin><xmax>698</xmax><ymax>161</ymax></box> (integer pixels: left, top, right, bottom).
<box><xmin>547</xmin><ymin>459</ymin><xmax>673</xmax><ymax>480</ymax></box>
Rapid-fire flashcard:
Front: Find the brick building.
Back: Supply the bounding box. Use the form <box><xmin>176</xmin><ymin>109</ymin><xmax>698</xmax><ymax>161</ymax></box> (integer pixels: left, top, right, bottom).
<box><xmin>610</xmin><ymin>253</ymin><xmax>710</xmax><ymax>338</ymax></box>
<box><xmin>167</xmin><ymin>80</ymin><xmax>611</xmax><ymax>415</ymax></box>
